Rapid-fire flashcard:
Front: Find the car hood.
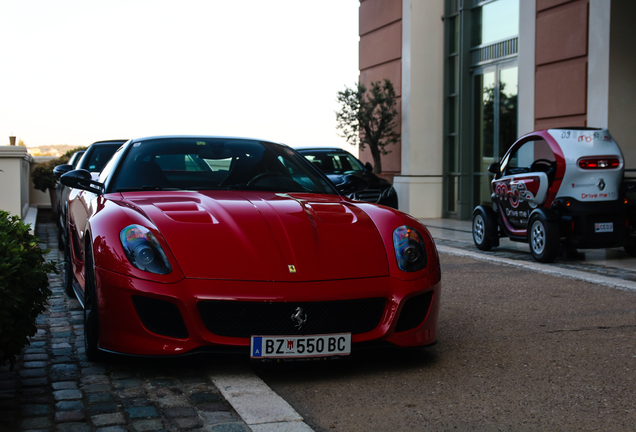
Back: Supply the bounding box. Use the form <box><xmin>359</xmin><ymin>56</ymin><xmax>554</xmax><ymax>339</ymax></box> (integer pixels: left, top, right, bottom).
<box><xmin>124</xmin><ymin>191</ymin><xmax>389</xmax><ymax>282</ymax></box>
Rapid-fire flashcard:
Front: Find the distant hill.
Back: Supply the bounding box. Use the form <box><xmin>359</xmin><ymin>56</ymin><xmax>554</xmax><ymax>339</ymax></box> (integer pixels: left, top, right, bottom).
<box><xmin>27</xmin><ymin>144</ymin><xmax>83</xmax><ymax>157</ymax></box>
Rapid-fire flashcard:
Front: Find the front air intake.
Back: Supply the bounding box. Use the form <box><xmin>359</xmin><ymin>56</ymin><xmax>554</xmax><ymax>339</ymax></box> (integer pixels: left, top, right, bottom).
<box><xmin>132</xmin><ymin>295</ymin><xmax>189</xmax><ymax>339</ymax></box>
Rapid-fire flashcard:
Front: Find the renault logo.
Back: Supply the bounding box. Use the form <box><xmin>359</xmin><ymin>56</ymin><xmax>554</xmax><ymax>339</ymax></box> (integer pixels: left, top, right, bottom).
<box><xmin>291</xmin><ymin>307</ymin><xmax>307</xmax><ymax>329</ymax></box>
<box><xmin>598</xmin><ymin>179</ymin><xmax>606</xmax><ymax>191</ymax></box>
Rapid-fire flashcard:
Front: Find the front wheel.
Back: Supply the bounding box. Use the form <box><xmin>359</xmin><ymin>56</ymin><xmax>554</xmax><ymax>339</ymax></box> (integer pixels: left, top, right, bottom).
<box><xmin>528</xmin><ymin>213</ymin><xmax>559</xmax><ymax>263</ymax></box>
<box><xmin>473</xmin><ymin>207</ymin><xmax>498</xmax><ymax>251</ymax></box>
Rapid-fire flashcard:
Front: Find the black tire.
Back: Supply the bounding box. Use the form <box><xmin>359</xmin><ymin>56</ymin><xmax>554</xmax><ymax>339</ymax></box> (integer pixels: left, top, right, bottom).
<box><xmin>84</xmin><ymin>246</ymin><xmax>102</xmax><ymax>362</ymax></box>
<box><xmin>57</xmin><ymin>225</ymin><xmax>65</xmax><ymax>250</ymax></box>
<box><xmin>625</xmin><ymin>239</ymin><xmax>636</xmax><ymax>257</ymax></box>
<box><xmin>528</xmin><ymin>213</ymin><xmax>559</xmax><ymax>263</ymax></box>
<box><xmin>64</xmin><ymin>243</ymin><xmax>75</xmax><ymax>298</ymax></box>
<box><xmin>473</xmin><ymin>207</ymin><xmax>497</xmax><ymax>251</ymax></box>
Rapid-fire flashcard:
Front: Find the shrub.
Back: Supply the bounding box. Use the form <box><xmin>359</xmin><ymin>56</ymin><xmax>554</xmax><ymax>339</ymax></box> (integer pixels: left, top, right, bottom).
<box><xmin>0</xmin><ymin>211</ymin><xmax>57</xmax><ymax>368</ymax></box>
<box><xmin>31</xmin><ymin>147</ymin><xmax>87</xmax><ymax>192</ymax></box>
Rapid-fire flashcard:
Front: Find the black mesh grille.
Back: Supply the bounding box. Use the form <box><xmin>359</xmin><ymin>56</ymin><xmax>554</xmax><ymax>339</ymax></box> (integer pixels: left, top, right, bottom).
<box><xmin>132</xmin><ymin>295</ymin><xmax>189</xmax><ymax>339</ymax></box>
<box><xmin>197</xmin><ymin>298</ymin><xmax>386</xmax><ymax>338</ymax></box>
<box><xmin>395</xmin><ymin>292</ymin><xmax>433</xmax><ymax>333</ymax></box>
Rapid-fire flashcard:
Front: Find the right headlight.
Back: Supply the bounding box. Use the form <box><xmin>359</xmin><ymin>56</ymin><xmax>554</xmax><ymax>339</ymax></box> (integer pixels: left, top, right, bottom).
<box><xmin>392</xmin><ymin>225</ymin><xmax>427</xmax><ymax>272</ymax></box>
<box><xmin>120</xmin><ymin>225</ymin><xmax>172</xmax><ymax>275</ymax></box>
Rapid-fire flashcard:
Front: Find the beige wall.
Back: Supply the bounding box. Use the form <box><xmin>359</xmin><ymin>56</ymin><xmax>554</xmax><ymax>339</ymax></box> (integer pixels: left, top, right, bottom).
<box><xmin>0</xmin><ymin>146</ymin><xmax>33</xmax><ymax>218</ymax></box>
<box><xmin>394</xmin><ymin>0</ymin><xmax>444</xmax><ymax>218</ymax></box>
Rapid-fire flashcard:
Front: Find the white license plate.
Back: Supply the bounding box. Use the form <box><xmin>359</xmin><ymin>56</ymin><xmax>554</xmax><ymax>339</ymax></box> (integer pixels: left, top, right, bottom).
<box><xmin>250</xmin><ymin>333</ymin><xmax>351</xmax><ymax>359</ymax></box>
<box><xmin>595</xmin><ymin>222</ymin><xmax>613</xmax><ymax>233</ymax></box>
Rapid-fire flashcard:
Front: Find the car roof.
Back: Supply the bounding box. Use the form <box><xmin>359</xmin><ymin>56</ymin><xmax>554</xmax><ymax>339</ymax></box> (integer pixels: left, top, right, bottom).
<box><xmin>295</xmin><ymin>147</ymin><xmax>352</xmax><ymax>153</ymax></box>
<box><xmin>90</xmin><ymin>139</ymin><xmax>128</xmax><ymax>146</ymax></box>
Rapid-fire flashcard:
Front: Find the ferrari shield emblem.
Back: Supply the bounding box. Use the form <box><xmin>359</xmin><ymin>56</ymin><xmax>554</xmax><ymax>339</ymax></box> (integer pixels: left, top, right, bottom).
<box><xmin>288</xmin><ymin>265</ymin><xmax>297</xmax><ymax>273</ymax></box>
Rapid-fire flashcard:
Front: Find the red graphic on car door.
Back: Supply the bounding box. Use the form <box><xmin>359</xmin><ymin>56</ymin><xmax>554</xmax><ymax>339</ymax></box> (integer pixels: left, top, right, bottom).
<box><xmin>493</xmin><ymin>173</ymin><xmax>549</xmax><ymax>230</ymax></box>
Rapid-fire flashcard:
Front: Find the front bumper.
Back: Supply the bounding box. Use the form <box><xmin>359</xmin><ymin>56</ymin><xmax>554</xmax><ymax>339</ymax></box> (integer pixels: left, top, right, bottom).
<box><xmin>94</xmin><ymin>266</ymin><xmax>441</xmax><ymax>357</ymax></box>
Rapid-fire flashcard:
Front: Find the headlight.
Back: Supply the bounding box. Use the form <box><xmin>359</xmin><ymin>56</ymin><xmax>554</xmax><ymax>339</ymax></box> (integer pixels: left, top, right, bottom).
<box><xmin>120</xmin><ymin>225</ymin><xmax>172</xmax><ymax>275</ymax></box>
<box><xmin>392</xmin><ymin>225</ymin><xmax>427</xmax><ymax>272</ymax></box>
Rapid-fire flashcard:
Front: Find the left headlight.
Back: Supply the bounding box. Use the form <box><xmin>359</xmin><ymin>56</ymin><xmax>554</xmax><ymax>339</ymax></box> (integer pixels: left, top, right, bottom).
<box><xmin>392</xmin><ymin>225</ymin><xmax>427</xmax><ymax>272</ymax></box>
<box><xmin>120</xmin><ymin>225</ymin><xmax>172</xmax><ymax>275</ymax></box>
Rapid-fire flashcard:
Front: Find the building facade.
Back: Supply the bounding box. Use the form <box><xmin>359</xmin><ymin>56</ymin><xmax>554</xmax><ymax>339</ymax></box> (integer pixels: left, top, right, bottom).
<box><xmin>359</xmin><ymin>0</ymin><xmax>636</xmax><ymax>220</ymax></box>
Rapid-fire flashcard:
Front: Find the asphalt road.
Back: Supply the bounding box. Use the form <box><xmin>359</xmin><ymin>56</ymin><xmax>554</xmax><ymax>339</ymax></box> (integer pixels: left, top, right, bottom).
<box><xmin>251</xmin><ymin>253</ymin><xmax>636</xmax><ymax>432</ymax></box>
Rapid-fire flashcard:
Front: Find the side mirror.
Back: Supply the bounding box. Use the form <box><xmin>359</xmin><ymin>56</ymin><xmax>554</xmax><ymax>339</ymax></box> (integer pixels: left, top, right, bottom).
<box><xmin>364</xmin><ymin>162</ymin><xmax>373</xmax><ymax>173</ymax></box>
<box><xmin>60</xmin><ymin>169</ymin><xmax>104</xmax><ymax>195</ymax></box>
<box><xmin>488</xmin><ymin>162</ymin><xmax>500</xmax><ymax>174</ymax></box>
<box><xmin>336</xmin><ymin>174</ymin><xmax>369</xmax><ymax>195</ymax></box>
<box><xmin>53</xmin><ymin>164</ymin><xmax>73</xmax><ymax>180</ymax></box>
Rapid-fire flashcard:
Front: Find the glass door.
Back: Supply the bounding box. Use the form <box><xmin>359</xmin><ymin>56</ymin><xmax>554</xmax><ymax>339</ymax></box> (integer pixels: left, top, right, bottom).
<box><xmin>472</xmin><ymin>62</ymin><xmax>517</xmax><ymax>207</ymax></box>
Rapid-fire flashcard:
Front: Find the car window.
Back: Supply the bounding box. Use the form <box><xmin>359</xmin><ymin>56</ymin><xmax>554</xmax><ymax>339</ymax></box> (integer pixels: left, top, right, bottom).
<box><xmin>81</xmin><ymin>144</ymin><xmax>123</xmax><ymax>172</ymax></box>
<box><xmin>302</xmin><ymin>151</ymin><xmax>365</xmax><ymax>174</ymax></box>
<box><xmin>111</xmin><ymin>138</ymin><xmax>337</xmax><ymax>194</ymax></box>
<box><xmin>505</xmin><ymin>139</ymin><xmax>554</xmax><ymax>175</ymax></box>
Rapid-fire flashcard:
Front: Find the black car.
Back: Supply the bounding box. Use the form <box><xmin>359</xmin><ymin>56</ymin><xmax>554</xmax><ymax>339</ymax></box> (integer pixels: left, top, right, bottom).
<box><xmin>54</xmin><ymin>140</ymin><xmax>127</xmax><ymax>248</ymax></box>
<box><xmin>296</xmin><ymin>147</ymin><xmax>398</xmax><ymax>209</ymax></box>
<box><xmin>54</xmin><ymin>149</ymin><xmax>85</xmax><ymax>232</ymax></box>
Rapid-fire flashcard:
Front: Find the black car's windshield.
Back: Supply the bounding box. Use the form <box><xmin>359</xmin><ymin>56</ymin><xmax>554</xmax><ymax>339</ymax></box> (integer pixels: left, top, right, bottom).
<box><xmin>79</xmin><ymin>144</ymin><xmax>123</xmax><ymax>173</ymax></box>
<box><xmin>301</xmin><ymin>151</ymin><xmax>365</xmax><ymax>174</ymax></box>
<box><xmin>112</xmin><ymin>138</ymin><xmax>337</xmax><ymax>194</ymax></box>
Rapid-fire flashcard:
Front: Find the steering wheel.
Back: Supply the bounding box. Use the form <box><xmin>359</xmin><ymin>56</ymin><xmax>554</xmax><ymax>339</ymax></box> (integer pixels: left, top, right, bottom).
<box><xmin>247</xmin><ymin>172</ymin><xmax>287</xmax><ymax>186</ymax></box>
<box><xmin>530</xmin><ymin>159</ymin><xmax>555</xmax><ymax>174</ymax></box>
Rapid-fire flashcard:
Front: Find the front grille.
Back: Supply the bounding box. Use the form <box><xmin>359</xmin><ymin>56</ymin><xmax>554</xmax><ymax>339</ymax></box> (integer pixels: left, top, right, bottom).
<box><xmin>132</xmin><ymin>295</ymin><xmax>189</xmax><ymax>339</ymax></box>
<box><xmin>197</xmin><ymin>298</ymin><xmax>386</xmax><ymax>338</ymax></box>
<box><xmin>356</xmin><ymin>189</ymin><xmax>381</xmax><ymax>203</ymax></box>
<box><xmin>395</xmin><ymin>292</ymin><xmax>433</xmax><ymax>333</ymax></box>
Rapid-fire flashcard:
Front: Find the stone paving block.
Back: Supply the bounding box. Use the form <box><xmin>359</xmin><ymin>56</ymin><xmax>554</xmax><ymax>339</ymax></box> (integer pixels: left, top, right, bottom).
<box><xmin>87</xmin><ymin>403</ymin><xmax>120</xmax><ymax>415</ymax></box>
<box><xmin>53</xmin><ymin>381</ymin><xmax>78</xmax><ymax>390</ymax></box>
<box><xmin>163</xmin><ymin>406</ymin><xmax>197</xmax><ymax>418</ymax></box>
<box><xmin>53</xmin><ymin>389</ymin><xmax>83</xmax><ymax>401</ymax></box>
<box><xmin>91</xmin><ymin>412</ymin><xmax>127</xmax><ymax>427</ymax></box>
<box><xmin>198</xmin><ymin>402</ymin><xmax>230</xmax><ymax>412</ymax></box>
<box><xmin>21</xmin><ymin>416</ymin><xmax>52</xmax><ymax>429</ymax></box>
<box><xmin>209</xmin><ymin>424</ymin><xmax>251</xmax><ymax>432</ymax></box>
<box><xmin>82</xmin><ymin>366</ymin><xmax>106</xmax><ymax>375</ymax></box>
<box><xmin>55</xmin><ymin>410</ymin><xmax>85</xmax><ymax>422</ymax></box>
<box><xmin>23</xmin><ymin>353</ymin><xmax>49</xmax><ymax>361</ymax></box>
<box><xmin>19</xmin><ymin>368</ymin><xmax>47</xmax><ymax>378</ymax></box>
<box><xmin>56</xmin><ymin>422</ymin><xmax>91</xmax><ymax>432</ymax></box>
<box><xmin>21</xmin><ymin>404</ymin><xmax>51</xmax><ymax>416</ymax></box>
<box><xmin>117</xmin><ymin>387</ymin><xmax>146</xmax><ymax>398</ymax></box>
<box><xmin>191</xmin><ymin>392</ymin><xmax>222</xmax><ymax>404</ymax></box>
<box><xmin>56</xmin><ymin>400</ymin><xmax>84</xmax><ymax>411</ymax></box>
<box><xmin>81</xmin><ymin>375</ymin><xmax>110</xmax><ymax>386</ymax></box>
<box><xmin>23</xmin><ymin>361</ymin><xmax>48</xmax><ymax>368</ymax></box>
<box><xmin>96</xmin><ymin>426</ymin><xmax>129</xmax><ymax>432</ymax></box>
<box><xmin>147</xmin><ymin>378</ymin><xmax>178</xmax><ymax>387</ymax></box>
<box><xmin>51</xmin><ymin>356</ymin><xmax>73</xmax><ymax>364</ymax></box>
<box><xmin>21</xmin><ymin>377</ymin><xmax>49</xmax><ymax>387</ymax></box>
<box><xmin>131</xmin><ymin>418</ymin><xmax>165</xmax><ymax>431</ymax></box>
<box><xmin>171</xmin><ymin>416</ymin><xmax>203</xmax><ymax>429</ymax></box>
<box><xmin>88</xmin><ymin>392</ymin><xmax>114</xmax><ymax>403</ymax></box>
<box><xmin>125</xmin><ymin>405</ymin><xmax>160</xmax><ymax>419</ymax></box>
<box><xmin>112</xmin><ymin>378</ymin><xmax>143</xmax><ymax>389</ymax></box>
<box><xmin>22</xmin><ymin>386</ymin><xmax>46</xmax><ymax>395</ymax></box>
<box><xmin>53</xmin><ymin>348</ymin><xmax>73</xmax><ymax>357</ymax></box>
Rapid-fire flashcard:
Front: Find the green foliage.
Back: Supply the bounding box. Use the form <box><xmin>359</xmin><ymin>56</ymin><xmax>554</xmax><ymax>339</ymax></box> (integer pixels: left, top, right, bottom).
<box><xmin>335</xmin><ymin>79</ymin><xmax>399</xmax><ymax>174</ymax></box>
<box><xmin>31</xmin><ymin>146</ymin><xmax>87</xmax><ymax>192</ymax></box>
<box><xmin>0</xmin><ymin>211</ymin><xmax>57</xmax><ymax>368</ymax></box>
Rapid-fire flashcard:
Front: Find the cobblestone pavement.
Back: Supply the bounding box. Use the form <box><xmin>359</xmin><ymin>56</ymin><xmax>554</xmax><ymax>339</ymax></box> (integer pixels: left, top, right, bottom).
<box><xmin>0</xmin><ymin>222</ymin><xmax>252</xmax><ymax>432</ymax></box>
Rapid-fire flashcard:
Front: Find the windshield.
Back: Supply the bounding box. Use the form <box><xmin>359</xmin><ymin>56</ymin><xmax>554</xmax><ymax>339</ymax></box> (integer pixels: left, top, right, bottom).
<box><xmin>79</xmin><ymin>143</ymin><xmax>123</xmax><ymax>173</ymax></box>
<box><xmin>111</xmin><ymin>138</ymin><xmax>337</xmax><ymax>194</ymax></box>
<box><xmin>301</xmin><ymin>151</ymin><xmax>365</xmax><ymax>174</ymax></box>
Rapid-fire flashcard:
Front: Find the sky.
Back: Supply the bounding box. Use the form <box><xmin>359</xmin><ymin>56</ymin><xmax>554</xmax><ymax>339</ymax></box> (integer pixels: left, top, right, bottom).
<box><xmin>0</xmin><ymin>1</ymin><xmax>360</xmax><ymax>150</ymax></box>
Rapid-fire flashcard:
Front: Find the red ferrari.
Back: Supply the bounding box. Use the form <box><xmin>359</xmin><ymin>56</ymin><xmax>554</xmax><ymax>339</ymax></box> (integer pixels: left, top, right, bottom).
<box><xmin>61</xmin><ymin>136</ymin><xmax>441</xmax><ymax>361</ymax></box>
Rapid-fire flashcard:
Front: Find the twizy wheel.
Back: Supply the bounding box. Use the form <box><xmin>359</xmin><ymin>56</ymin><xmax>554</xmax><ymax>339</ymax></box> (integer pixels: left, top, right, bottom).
<box><xmin>84</xmin><ymin>245</ymin><xmax>102</xmax><ymax>361</ymax></box>
<box><xmin>473</xmin><ymin>207</ymin><xmax>498</xmax><ymax>251</ymax></box>
<box><xmin>528</xmin><ymin>213</ymin><xmax>559</xmax><ymax>263</ymax></box>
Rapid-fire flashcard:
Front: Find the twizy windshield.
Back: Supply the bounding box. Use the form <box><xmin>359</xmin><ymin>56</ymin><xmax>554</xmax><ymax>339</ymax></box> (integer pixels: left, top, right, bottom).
<box><xmin>112</xmin><ymin>138</ymin><xmax>336</xmax><ymax>194</ymax></box>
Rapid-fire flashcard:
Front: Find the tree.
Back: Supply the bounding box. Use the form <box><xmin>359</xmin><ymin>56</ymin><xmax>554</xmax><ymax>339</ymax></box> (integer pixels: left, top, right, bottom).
<box><xmin>335</xmin><ymin>79</ymin><xmax>399</xmax><ymax>174</ymax></box>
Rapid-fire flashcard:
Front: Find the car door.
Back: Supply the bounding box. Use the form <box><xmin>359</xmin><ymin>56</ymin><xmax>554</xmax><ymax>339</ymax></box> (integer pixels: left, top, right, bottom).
<box><xmin>493</xmin><ymin>138</ymin><xmax>555</xmax><ymax>233</ymax></box>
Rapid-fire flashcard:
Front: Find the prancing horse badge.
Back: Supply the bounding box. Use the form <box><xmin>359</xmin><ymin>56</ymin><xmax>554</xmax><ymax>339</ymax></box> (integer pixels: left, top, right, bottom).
<box><xmin>288</xmin><ymin>265</ymin><xmax>297</xmax><ymax>273</ymax></box>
